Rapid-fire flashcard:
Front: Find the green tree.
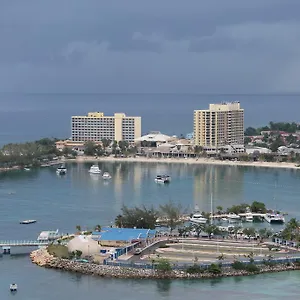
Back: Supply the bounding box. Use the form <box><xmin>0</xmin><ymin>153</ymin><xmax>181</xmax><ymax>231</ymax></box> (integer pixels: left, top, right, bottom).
<box><xmin>101</xmin><ymin>138</ymin><xmax>111</xmax><ymax>153</ymax></box>
<box><xmin>94</xmin><ymin>224</ymin><xmax>101</xmax><ymax>232</ymax></box>
<box><xmin>244</xmin><ymin>137</ymin><xmax>252</xmax><ymax>145</ymax></box>
<box><xmin>115</xmin><ymin>215</ymin><xmax>123</xmax><ymax>228</ymax></box>
<box><xmin>216</xmin><ymin>206</ymin><xmax>223</xmax><ymax>214</ymax></box>
<box><xmin>270</xmin><ymin>136</ymin><xmax>284</xmax><ymax>153</ymax></box>
<box><xmin>250</xmin><ymin>201</ymin><xmax>266</xmax><ymax>213</ymax></box>
<box><xmin>232</xmin><ymin>225</ymin><xmax>242</xmax><ymax>240</ymax></box>
<box><xmin>159</xmin><ymin>201</ymin><xmax>184</xmax><ymax>232</ymax></box>
<box><xmin>75</xmin><ymin>250</ymin><xmax>82</xmax><ymax>258</ymax></box>
<box><xmin>116</xmin><ymin>205</ymin><xmax>158</xmax><ymax>229</ymax></box>
<box><xmin>244</xmin><ymin>127</ymin><xmax>257</xmax><ymax>136</ymax></box>
<box><xmin>76</xmin><ymin>225</ymin><xmax>81</xmax><ymax>232</ymax></box>
<box><xmin>243</xmin><ymin>227</ymin><xmax>257</xmax><ymax>239</ymax></box>
<box><xmin>155</xmin><ymin>258</ymin><xmax>172</xmax><ymax>273</ymax></box>
<box><xmin>62</xmin><ymin>146</ymin><xmax>72</xmax><ymax>156</ymax></box>
<box><xmin>84</xmin><ymin>141</ymin><xmax>96</xmax><ymax>156</ymax></box>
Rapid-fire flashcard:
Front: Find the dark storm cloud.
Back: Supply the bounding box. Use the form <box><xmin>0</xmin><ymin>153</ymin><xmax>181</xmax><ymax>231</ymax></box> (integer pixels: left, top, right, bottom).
<box><xmin>0</xmin><ymin>0</ymin><xmax>300</xmax><ymax>93</ymax></box>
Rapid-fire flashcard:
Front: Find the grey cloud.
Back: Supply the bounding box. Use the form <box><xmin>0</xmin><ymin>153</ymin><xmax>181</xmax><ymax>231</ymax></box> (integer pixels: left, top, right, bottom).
<box><xmin>1</xmin><ymin>0</ymin><xmax>300</xmax><ymax>93</ymax></box>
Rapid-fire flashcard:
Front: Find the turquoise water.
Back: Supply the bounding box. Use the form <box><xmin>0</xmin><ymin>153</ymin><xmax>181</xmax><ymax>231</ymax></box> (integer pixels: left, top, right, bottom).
<box><xmin>0</xmin><ymin>162</ymin><xmax>300</xmax><ymax>299</ymax></box>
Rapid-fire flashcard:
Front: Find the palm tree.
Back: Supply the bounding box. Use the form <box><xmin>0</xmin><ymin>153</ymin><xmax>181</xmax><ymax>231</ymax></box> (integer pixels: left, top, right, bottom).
<box><xmin>216</xmin><ymin>206</ymin><xmax>223</xmax><ymax>214</ymax></box>
<box><xmin>115</xmin><ymin>215</ymin><xmax>123</xmax><ymax>228</ymax></box>
<box><xmin>76</xmin><ymin>225</ymin><xmax>81</xmax><ymax>232</ymax></box>
<box><xmin>94</xmin><ymin>224</ymin><xmax>101</xmax><ymax>232</ymax></box>
<box><xmin>233</xmin><ymin>225</ymin><xmax>242</xmax><ymax>240</ymax></box>
<box><xmin>194</xmin><ymin>224</ymin><xmax>204</xmax><ymax>238</ymax></box>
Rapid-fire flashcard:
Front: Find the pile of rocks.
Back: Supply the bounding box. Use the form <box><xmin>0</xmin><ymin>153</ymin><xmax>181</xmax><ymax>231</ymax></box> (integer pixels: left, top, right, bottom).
<box><xmin>30</xmin><ymin>248</ymin><xmax>300</xmax><ymax>279</ymax></box>
<box><xmin>30</xmin><ymin>248</ymin><xmax>55</xmax><ymax>267</ymax></box>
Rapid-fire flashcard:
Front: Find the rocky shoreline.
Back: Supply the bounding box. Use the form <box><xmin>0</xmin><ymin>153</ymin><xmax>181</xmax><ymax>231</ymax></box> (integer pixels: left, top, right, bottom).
<box><xmin>30</xmin><ymin>248</ymin><xmax>300</xmax><ymax>279</ymax></box>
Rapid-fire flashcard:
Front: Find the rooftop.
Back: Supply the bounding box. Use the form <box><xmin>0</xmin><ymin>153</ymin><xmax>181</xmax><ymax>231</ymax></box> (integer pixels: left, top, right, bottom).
<box><xmin>93</xmin><ymin>227</ymin><xmax>156</xmax><ymax>242</ymax></box>
<box><xmin>135</xmin><ymin>131</ymin><xmax>172</xmax><ymax>142</ymax></box>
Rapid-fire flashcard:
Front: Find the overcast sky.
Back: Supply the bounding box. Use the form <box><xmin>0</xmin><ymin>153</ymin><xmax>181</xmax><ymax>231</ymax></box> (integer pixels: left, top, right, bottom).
<box><xmin>1</xmin><ymin>0</ymin><xmax>300</xmax><ymax>93</ymax></box>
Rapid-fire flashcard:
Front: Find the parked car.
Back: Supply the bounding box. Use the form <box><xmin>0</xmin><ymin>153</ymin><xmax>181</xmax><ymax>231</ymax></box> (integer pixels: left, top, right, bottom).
<box><xmin>134</xmin><ymin>248</ymin><xmax>142</xmax><ymax>255</ymax></box>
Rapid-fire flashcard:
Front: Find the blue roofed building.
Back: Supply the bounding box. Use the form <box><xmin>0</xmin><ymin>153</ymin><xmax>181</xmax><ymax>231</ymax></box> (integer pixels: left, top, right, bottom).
<box><xmin>92</xmin><ymin>227</ymin><xmax>156</xmax><ymax>247</ymax></box>
<box><xmin>92</xmin><ymin>227</ymin><xmax>157</xmax><ymax>260</ymax></box>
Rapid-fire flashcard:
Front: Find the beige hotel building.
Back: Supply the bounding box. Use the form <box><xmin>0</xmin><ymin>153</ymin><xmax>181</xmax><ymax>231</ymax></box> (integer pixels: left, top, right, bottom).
<box><xmin>71</xmin><ymin>112</ymin><xmax>141</xmax><ymax>143</ymax></box>
<box><xmin>193</xmin><ymin>102</ymin><xmax>244</xmax><ymax>147</ymax></box>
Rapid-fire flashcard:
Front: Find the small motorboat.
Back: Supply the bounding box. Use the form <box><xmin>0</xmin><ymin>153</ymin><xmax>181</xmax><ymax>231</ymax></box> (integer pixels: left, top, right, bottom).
<box><xmin>89</xmin><ymin>164</ymin><xmax>101</xmax><ymax>174</ymax></box>
<box><xmin>24</xmin><ymin>167</ymin><xmax>31</xmax><ymax>171</ymax></box>
<box><xmin>102</xmin><ymin>172</ymin><xmax>112</xmax><ymax>179</ymax></box>
<box><xmin>10</xmin><ymin>283</ymin><xmax>17</xmax><ymax>292</ymax></box>
<box><xmin>20</xmin><ymin>219</ymin><xmax>37</xmax><ymax>224</ymax></box>
<box><xmin>154</xmin><ymin>175</ymin><xmax>171</xmax><ymax>184</ymax></box>
<box><xmin>56</xmin><ymin>164</ymin><xmax>67</xmax><ymax>175</ymax></box>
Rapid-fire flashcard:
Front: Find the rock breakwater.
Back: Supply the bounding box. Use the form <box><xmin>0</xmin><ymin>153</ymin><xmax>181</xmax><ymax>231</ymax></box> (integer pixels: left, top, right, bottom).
<box><xmin>30</xmin><ymin>248</ymin><xmax>300</xmax><ymax>279</ymax></box>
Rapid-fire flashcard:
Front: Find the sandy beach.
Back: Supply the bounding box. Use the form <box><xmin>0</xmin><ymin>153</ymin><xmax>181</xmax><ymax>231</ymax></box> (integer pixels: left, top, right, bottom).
<box><xmin>68</xmin><ymin>156</ymin><xmax>300</xmax><ymax>170</ymax></box>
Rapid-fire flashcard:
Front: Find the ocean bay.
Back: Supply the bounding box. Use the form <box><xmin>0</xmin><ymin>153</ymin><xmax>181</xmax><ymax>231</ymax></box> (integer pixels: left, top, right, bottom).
<box><xmin>0</xmin><ymin>162</ymin><xmax>300</xmax><ymax>299</ymax></box>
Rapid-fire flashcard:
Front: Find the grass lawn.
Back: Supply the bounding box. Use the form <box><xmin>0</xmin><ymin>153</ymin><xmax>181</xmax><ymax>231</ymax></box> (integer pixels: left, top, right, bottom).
<box><xmin>47</xmin><ymin>244</ymin><xmax>70</xmax><ymax>258</ymax></box>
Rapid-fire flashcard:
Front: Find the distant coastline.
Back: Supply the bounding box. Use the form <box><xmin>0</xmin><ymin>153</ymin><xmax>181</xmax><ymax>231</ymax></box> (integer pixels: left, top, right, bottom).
<box><xmin>66</xmin><ymin>156</ymin><xmax>300</xmax><ymax>170</ymax></box>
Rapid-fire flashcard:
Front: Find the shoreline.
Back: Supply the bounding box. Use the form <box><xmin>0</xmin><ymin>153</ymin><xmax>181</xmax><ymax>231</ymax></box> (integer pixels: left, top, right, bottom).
<box><xmin>67</xmin><ymin>156</ymin><xmax>300</xmax><ymax>170</ymax></box>
<box><xmin>30</xmin><ymin>248</ymin><xmax>300</xmax><ymax>280</ymax></box>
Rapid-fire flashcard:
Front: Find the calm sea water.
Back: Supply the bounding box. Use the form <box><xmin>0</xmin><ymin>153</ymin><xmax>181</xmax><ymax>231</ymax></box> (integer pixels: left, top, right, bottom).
<box><xmin>0</xmin><ymin>93</ymin><xmax>300</xmax><ymax>145</ymax></box>
<box><xmin>0</xmin><ymin>162</ymin><xmax>300</xmax><ymax>299</ymax></box>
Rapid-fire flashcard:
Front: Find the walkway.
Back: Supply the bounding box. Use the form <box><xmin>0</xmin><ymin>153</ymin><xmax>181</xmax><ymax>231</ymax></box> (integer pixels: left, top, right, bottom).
<box><xmin>0</xmin><ymin>240</ymin><xmax>50</xmax><ymax>247</ymax></box>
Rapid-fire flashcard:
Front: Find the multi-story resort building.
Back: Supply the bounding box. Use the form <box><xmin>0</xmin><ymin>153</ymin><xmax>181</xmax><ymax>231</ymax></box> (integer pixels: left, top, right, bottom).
<box><xmin>71</xmin><ymin>112</ymin><xmax>141</xmax><ymax>143</ymax></box>
<box><xmin>193</xmin><ymin>102</ymin><xmax>244</xmax><ymax>149</ymax></box>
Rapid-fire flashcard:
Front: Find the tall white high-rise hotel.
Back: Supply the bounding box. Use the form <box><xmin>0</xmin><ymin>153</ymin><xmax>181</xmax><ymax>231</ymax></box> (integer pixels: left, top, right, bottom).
<box><xmin>71</xmin><ymin>112</ymin><xmax>141</xmax><ymax>143</ymax></box>
<box><xmin>193</xmin><ymin>102</ymin><xmax>244</xmax><ymax>147</ymax></box>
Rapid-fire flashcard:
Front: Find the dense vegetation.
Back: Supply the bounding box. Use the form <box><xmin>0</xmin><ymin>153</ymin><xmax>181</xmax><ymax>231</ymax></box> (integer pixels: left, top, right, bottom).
<box><xmin>0</xmin><ymin>138</ymin><xmax>65</xmax><ymax>168</ymax></box>
<box><xmin>245</xmin><ymin>122</ymin><xmax>300</xmax><ymax>136</ymax></box>
<box><xmin>115</xmin><ymin>202</ymin><xmax>185</xmax><ymax>230</ymax></box>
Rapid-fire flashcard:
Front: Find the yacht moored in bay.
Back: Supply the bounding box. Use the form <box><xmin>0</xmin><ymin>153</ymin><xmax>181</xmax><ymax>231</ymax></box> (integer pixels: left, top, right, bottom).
<box><xmin>102</xmin><ymin>172</ymin><xmax>112</xmax><ymax>179</ymax></box>
<box><xmin>154</xmin><ymin>175</ymin><xmax>171</xmax><ymax>184</ymax></box>
<box><xmin>264</xmin><ymin>212</ymin><xmax>285</xmax><ymax>224</ymax></box>
<box><xmin>56</xmin><ymin>164</ymin><xmax>67</xmax><ymax>175</ymax></box>
<box><xmin>190</xmin><ymin>213</ymin><xmax>208</xmax><ymax>224</ymax></box>
<box><xmin>89</xmin><ymin>164</ymin><xmax>101</xmax><ymax>174</ymax></box>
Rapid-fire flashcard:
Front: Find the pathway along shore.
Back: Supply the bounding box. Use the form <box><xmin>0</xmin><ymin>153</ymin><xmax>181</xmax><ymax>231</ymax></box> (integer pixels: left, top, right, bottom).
<box><xmin>70</xmin><ymin>156</ymin><xmax>300</xmax><ymax>170</ymax></box>
<box><xmin>30</xmin><ymin>248</ymin><xmax>300</xmax><ymax>280</ymax></box>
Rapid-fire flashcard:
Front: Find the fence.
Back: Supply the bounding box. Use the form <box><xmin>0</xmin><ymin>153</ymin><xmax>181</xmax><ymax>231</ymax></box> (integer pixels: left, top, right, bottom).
<box><xmin>104</xmin><ymin>256</ymin><xmax>300</xmax><ymax>270</ymax></box>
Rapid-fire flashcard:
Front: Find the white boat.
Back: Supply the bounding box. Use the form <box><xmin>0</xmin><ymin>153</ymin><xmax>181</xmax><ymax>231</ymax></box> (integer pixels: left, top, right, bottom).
<box><xmin>24</xmin><ymin>167</ymin><xmax>31</xmax><ymax>171</ymax></box>
<box><xmin>20</xmin><ymin>219</ymin><xmax>37</xmax><ymax>224</ymax></box>
<box><xmin>227</xmin><ymin>213</ymin><xmax>241</xmax><ymax>222</ymax></box>
<box><xmin>264</xmin><ymin>213</ymin><xmax>285</xmax><ymax>224</ymax></box>
<box><xmin>245</xmin><ymin>213</ymin><xmax>253</xmax><ymax>222</ymax></box>
<box><xmin>56</xmin><ymin>164</ymin><xmax>67</xmax><ymax>175</ymax></box>
<box><xmin>190</xmin><ymin>213</ymin><xmax>208</xmax><ymax>224</ymax></box>
<box><xmin>10</xmin><ymin>283</ymin><xmax>17</xmax><ymax>292</ymax></box>
<box><xmin>102</xmin><ymin>172</ymin><xmax>112</xmax><ymax>179</ymax></box>
<box><xmin>89</xmin><ymin>164</ymin><xmax>101</xmax><ymax>174</ymax></box>
<box><xmin>154</xmin><ymin>175</ymin><xmax>171</xmax><ymax>184</ymax></box>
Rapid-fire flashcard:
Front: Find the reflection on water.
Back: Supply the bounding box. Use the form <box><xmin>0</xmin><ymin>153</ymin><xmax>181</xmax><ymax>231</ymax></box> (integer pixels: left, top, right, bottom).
<box><xmin>193</xmin><ymin>165</ymin><xmax>244</xmax><ymax>212</ymax></box>
<box><xmin>156</xmin><ymin>279</ymin><xmax>172</xmax><ymax>295</ymax></box>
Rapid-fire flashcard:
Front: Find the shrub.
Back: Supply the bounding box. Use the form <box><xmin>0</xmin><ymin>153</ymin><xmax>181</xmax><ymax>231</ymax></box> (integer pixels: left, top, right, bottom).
<box><xmin>155</xmin><ymin>259</ymin><xmax>172</xmax><ymax>273</ymax></box>
<box><xmin>159</xmin><ymin>244</ymin><xmax>170</xmax><ymax>248</ymax></box>
<box><xmin>245</xmin><ymin>263</ymin><xmax>260</xmax><ymax>273</ymax></box>
<box><xmin>186</xmin><ymin>265</ymin><xmax>204</xmax><ymax>274</ymax></box>
<box><xmin>207</xmin><ymin>263</ymin><xmax>222</xmax><ymax>274</ymax></box>
<box><xmin>232</xmin><ymin>260</ymin><xmax>245</xmax><ymax>270</ymax></box>
<box><xmin>294</xmin><ymin>259</ymin><xmax>300</xmax><ymax>267</ymax></box>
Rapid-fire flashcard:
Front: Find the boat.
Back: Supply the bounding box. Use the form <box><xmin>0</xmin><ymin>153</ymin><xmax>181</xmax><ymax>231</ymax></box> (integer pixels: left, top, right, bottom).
<box><xmin>227</xmin><ymin>213</ymin><xmax>241</xmax><ymax>222</ymax></box>
<box><xmin>89</xmin><ymin>164</ymin><xmax>101</xmax><ymax>174</ymax></box>
<box><xmin>24</xmin><ymin>167</ymin><xmax>31</xmax><ymax>171</ymax></box>
<box><xmin>20</xmin><ymin>219</ymin><xmax>37</xmax><ymax>224</ymax></box>
<box><xmin>245</xmin><ymin>213</ymin><xmax>254</xmax><ymax>222</ymax></box>
<box><xmin>154</xmin><ymin>175</ymin><xmax>171</xmax><ymax>184</ymax></box>
<box><xmin>10</xmin><ymin>283</ymin><xmax>17</xmax><ymax>292</ymax></box>
<box><xmin>264</xmin><ymin>212</ymin><xmax>285</xmax><ymax>224</ymax></box>
<box><xmin>102</xmin><ymin>172</ymin><xmax>112</xmax><ymax>179</ymax></box>
<box><xmin>189</xmin><ymin>213</ymin><xmax>208</xmax><ymax>224</ymax></box>
<box><xmin>56</xmin><ymin>164</ymin><xmax>67</xmax><ymax>175</ymax></box>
